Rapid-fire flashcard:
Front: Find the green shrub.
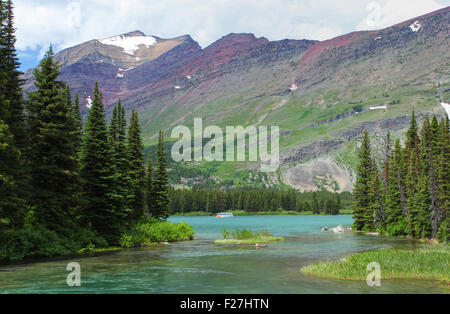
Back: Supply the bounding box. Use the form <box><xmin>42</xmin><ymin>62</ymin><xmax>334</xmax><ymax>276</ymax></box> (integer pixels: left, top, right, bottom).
<box><xmin>119</xmin><ymin>219</ymin><xmax>195</xmax><ymax>248</ymax></box>
<box><xmin>232</xmin><ymin>229</ymin><xmax>255</xmax><ymax>240</ymax></box>
<box><xmin>0</xmin><ymin>226</ymin><xmax>71</xmax><ymax>261</ymax></box>
<box><xmin>0</xmin><ymin>225</ymin><xmax>106</xmax><ymax>262</ymax></box>
<box><xmin>386</xmin><ymin>219</ymin><xmax>408</xmax><ymax>236</ymax></box>
<box><xmin>222</xmin><ymin>228</ymin><xmax>231</xmax><ymax>239</ymax></box>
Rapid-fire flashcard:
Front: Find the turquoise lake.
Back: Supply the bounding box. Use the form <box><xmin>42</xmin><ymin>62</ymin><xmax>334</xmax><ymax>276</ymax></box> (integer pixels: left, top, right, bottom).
<box><xmin>0</xmin><ymin>215</ymin><xmax>447</xmax><ymax>294</ymax></box>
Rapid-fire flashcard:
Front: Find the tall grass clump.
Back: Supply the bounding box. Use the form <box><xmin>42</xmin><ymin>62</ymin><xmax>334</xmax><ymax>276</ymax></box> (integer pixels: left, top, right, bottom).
<box><xmin>301</xmin><ymin>245</ymin><xmax>449</xmax><ymax>283</ymax></box>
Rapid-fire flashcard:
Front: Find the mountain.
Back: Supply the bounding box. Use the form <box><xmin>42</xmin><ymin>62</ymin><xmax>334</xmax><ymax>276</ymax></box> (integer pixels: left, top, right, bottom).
<box><xmin>23</xmin><ymin>7</ymin><xmax>450</xmax><ymax>192</ymax></box>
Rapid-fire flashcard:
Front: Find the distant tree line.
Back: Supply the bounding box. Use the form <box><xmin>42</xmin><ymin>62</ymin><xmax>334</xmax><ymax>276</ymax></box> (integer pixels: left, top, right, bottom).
<box><xmin>353</xmin><ymin>111</ymin><xmax>449</xmax><ymax>242</ymax></box>
<box><xmin>170</xmin><ymin>188</ymin><xmax>351</xmax><ymax>215</ymax></box>
<box><xmin>0</xmin><ymin>1</ymin><xmax>171</xmax><ymax>260</ymax></box>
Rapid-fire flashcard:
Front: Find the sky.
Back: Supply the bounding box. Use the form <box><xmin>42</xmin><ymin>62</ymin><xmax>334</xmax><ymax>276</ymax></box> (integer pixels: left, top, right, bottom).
<box><xmin>14</xmin><ymin>0</ymin><xmax>450</xmax><ymax>71</ymax></box>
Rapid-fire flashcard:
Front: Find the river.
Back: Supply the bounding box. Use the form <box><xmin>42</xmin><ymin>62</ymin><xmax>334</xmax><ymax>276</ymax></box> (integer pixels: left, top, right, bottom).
<box><xmin>0</xmin><ymin>215</ymin><xmax>446</xmax><ymax>294</ymax></box>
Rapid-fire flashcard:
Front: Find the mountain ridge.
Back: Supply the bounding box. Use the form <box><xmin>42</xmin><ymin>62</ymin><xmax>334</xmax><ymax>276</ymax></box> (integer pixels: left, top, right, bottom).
<box><xmin>22</xmin><ymin>6</ymin><xmax>450</xmax><ymax>192</ymax></box>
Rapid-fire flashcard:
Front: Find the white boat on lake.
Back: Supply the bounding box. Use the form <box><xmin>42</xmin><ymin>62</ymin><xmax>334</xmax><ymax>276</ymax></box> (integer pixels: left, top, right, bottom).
<box><xmin>216</xmin><ymin>213</ymin><xmax>233</xmax><ymax>218</ymax></box>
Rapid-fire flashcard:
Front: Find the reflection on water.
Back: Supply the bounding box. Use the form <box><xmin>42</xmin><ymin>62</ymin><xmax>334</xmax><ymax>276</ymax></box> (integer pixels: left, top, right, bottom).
<box><xmin>0</xmin><ymin>215</ymin><xmax>447</xmax><ymax>294</ymax></box>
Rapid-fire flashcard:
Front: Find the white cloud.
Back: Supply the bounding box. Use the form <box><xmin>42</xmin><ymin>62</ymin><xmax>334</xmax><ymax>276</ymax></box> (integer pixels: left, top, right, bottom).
<box><xmin>356</xmin><ymin>0</ymin><xmax>444</xmax><ymax>30</ymax></box>
<box><xmin>14</xmin><ymin>0</ymin><xmax>449</xmax><ymax>57</ymax></box>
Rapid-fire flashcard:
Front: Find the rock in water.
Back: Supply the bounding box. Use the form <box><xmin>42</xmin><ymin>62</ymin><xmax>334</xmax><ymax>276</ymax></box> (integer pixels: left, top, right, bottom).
<box><xmin>330</xmin><ymin>225</ymin><xmax>345</xmax><ymax>233</ymax></box>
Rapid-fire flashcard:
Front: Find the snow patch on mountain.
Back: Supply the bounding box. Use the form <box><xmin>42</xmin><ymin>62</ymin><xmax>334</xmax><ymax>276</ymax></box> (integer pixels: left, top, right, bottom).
<box><xmin>86</xmin><ymin>96</ymin><xmax>92</xmax><ymax>109</ymax></box>
<box><xmin>99</xmin><ymin>35</ymin><xmax>157</xmax><ymax>55</ymax></box>
<box><xmin>409</xmin><ymin>21</ymin><xmax>421</xmax><ymax>32</ymax></box>
<box><xmin>441</xmin><ymin>102</ymin><xmax>450</xmax><ymax>118</ymax></box>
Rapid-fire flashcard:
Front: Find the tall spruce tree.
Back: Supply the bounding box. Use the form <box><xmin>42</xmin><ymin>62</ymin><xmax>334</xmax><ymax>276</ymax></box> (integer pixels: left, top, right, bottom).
<box><xmin>80</xmin><ymin>83</ymin><xmax>118</xmax><ymax>239</ymax></box>
<box><xmin>145</xmin><ymin>153</ymin><xmax>154</xmax><ymax>218</ymax></box>
<box><xmin>406</xmin><ymin>138</ymin><xmax>421</xmax><ymax>237</ymax></box>
<box><xmin>152</xmin><ymin>130</ymin><xmax>170</xmax><ymax>220</ymax></box>
<box><xmin>109</xmin><ymin>100</ymin><xmax>132</xmax><ymax>224</ymax></box>
<box><xmin>384</xmin><ymin>139</ymin><xmax>406</xmax><ymax>232</ymax></box>
<box><xmin>0</xmin><ymin>0</ymin><xmax>7</xmax><ymax>122</ymax></box>
<box><xmin>26</xmin><ymin>47</ymin><xmax>81</xmax><ymax>231</ymax></box>
<box><xmin>436</xmin><ymin>117</ymin><xmax>449</xmax><ymax>242</ymax></box>
<box><xmin>312</xmin><ymin>192</ymin><xmax>319</xmax><ymax>214</ymax></box>
<box><xmin>0</xmin><ymin>0</ymin><xmax>25</xmax><ymax>150</ymax></box>
<box><xmin>429</xmin><ymin>116</ymin><xmax>442</xmax><ymax>238</ymax></box>
<box><xmin>71</xmin><ymin>93</ymin><xmax>83</xmax><ymax>156</ymax></box>
<box><xmin>353</xmin><ymin>131</ymin><xmax>376</xmax><ymax>231</ymax></box>
<box><xmin>127</xmin><ymin>109</ymin><xmax>145</xmax><ymax>221</ymax></box>
<box><xmin>0</xmin><ymin>120</ymin><xmax>23</xmax><ymax>230</ymax></box>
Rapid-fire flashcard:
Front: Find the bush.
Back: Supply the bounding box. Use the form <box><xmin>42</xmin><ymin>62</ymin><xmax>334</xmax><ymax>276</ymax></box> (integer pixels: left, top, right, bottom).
<box><xmin>386</xmin><ymin>219</ymin><xmax>408</xmax><ymax>236</ymax></box>
<box><xmin>0</xmin><ymin>225</ymin><xmax>106</xmax><ymax>262</ymax></box>
<box><xmin>119</xmin><ymin>219</ymin><xmax>195</xmax><ymax>248</ymax></box>
<box><xmin>0</xmin><ymin>226</ymin><xmax>71</xmax><ymax>261</ymax></box>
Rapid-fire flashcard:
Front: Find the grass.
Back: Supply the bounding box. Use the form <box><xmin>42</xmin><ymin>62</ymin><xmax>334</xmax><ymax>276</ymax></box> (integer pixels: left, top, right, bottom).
<box><xmin>214</xmin><ymin>228</ymin><xmax>284</xmax><ymax>245</ymax></box>
<box><xmin>215</xmin><ymin>237</ymin><xmax>284</xmax><ymax>245</ymax></box>
<box><xmin>301</xmin><ymin>245</ymin><xmax>450</xmax><ymax>283</ymax></box>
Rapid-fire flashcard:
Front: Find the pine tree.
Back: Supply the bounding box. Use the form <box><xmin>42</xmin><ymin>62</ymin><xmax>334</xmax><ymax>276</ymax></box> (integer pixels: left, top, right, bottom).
<box><xmin>0</xmin><ymin>1</ymin><xmax>7</xmax><ymax>122</ymax></box>
<box><xmin>0</xmin><ymin>0</ymin><xmax>25</xmax><ymax>150</ymax></box>
<box><xmin>109</xmin><ymin>100</ymin><xmax>133</xmax><ymax>224</ymax></box>
<box><xmin>353</xmin><ymin>131</ymin><xmax>376</xmax><ymax>231</ymax></box>
<box><xmin>312</xmin><ymin>192</ymin><xmax>320</xmax><ymax>214</ymax></box>
<box><xmin>414</xmin><ymin>117</ymin><xmax>432</xmax><ymax>238</ymax></box>
<box><xmin>152</xmin><ymin>130</ymin><xmax>170</xmax><ymax>220</ymax></box>
<box><xmin>384</xmin><ymin>139</ymin><xmax>406</xmax><ymax>233</ymax></box>
<box><xmin>127</xmin><ymin>109</ymin><xmax>145</xmax><ymax>221</ymax></box>
<box><xmin>79</xmin><ymin>83</ymin><xmax>118</xmax><ymax>239</ymax></box>
<box><xmin>0</xmin><ymin>120</ymin><xmax>24</xmax><ymax>230</ymax></box>
<box><xmin>436</xmin><ymin>117</ymin><xmax>449</xmax><ymax>242</ymax></box>
<box><xmin>369</xmin><ymin>172</ymin><xmax>383</xmax><ymax>231</ymax></box>
<box><xmin>406</xmin><ymin>138</ymin><xmax>421</xmax><ymax>237</ymax></box>
<box><xmin>145</xmin><ymin>153</ymin><xmax>154</xmax><ymax>218</ymax></box>
<box><xmin>26</xmin><ymin>47</ymin><xmax>81</xmax><ymax>231</ymax></box>
<box><xmin>429</xmin><ymin>116</ymin><xmax>442</xmax><ymax>238</ymax></box>
<box><xmin>72</xmin><ymin>93</ymin><xmax>83</xmax><ymax>156</ymax></box>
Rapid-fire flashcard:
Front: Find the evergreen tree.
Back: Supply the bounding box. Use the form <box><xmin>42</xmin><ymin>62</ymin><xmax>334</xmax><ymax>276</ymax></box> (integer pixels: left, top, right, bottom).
<box><xmin>353</xmin><ymin>131</ymin><xmax>376</xmax><ymax>231</ymax></box>
<box><xmin>0</xmin><ymin>0</ymin><xmax>25</xmax><ymax>150</ymax></box>
<box><xmin>369</xmin><ymin>172</ymin><xmax>382</xmax><ymax>230</ymax></box>
<box><xmin>79</xmin><ymin>83</ymin><xmax>118</xmax><ymax>239</ymax></box>
<box><xmin>152</xmin><ymin>130</ymin><xmax>170</xmax><ymax>220</ymax></box>
<box><xmin>26</xmin><ymin>47</ymin><xmax>81</xmax><ymax>231</ymax></box>
<box><xmin>0</xmin><ymin>120</ymin><xmax>23</xmax><ymax>229</ymax></box>
<box><xmin>436</xmin><ymin>117</ymin><xmax>449</xmax><ymax>242</ymax></box>
<box><xmin>312</xmin><ymin>192</ymin><xmax>320</xmax><ymax>214</ymax></box>
<box><xmin>145</xmin><ymin>153</ymin><xmax>154</xmax><ymax>218</ymax></box>
<box><xmin>428</xmin><ymin>116</ymin><xmax>442</xmax><ymax>238</ymax></box>
<box><xmin>109</xmin><ymin>100</ymin><xmax>133</xmax><ymax>224</ymax></box>
<box><xmin>0</xmin><ymin>1</ymin><xmax>7</xmax><ymax>122</ymax></box>
<box><xmin>127</xmin><ymin>109</ymin><xmax>145</xmax><ymax>221</ymax></box>
<box><xmin>384</xmin><ymin>139</ymin><xmax>406</xmax><ymax>233</ymax></box>
<box><xmin>406</xmin><ymin>138</ymin><xmax>421</xmax><ymax>237</ymax></box>
<box><xmin>72</xmin><ymin>93</ymin><xmax>83</xmax><ymax>156</ymax></box>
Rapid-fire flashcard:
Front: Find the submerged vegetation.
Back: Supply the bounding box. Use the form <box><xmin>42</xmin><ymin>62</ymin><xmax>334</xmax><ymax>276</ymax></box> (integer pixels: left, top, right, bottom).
<box><xmin>215</xmin><ymin>228</ymin><xmax>284</xmax><ymax>244</ymax></box>
<box><xmin>301</xmin><ymin>245</ymin><xmax>450</xmax><ymax>283</ymax></box>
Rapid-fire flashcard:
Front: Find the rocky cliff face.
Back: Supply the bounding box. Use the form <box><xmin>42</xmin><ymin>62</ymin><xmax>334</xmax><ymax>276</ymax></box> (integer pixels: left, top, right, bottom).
<box><xmin>22</xmin><ymin>7</ymin><xmax>450</xmax><ymax>192</ymax></box>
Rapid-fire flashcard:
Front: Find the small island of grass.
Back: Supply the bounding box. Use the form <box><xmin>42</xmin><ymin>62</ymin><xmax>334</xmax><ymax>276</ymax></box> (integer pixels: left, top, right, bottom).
<box><xmin>301</xmin><ymin>245</ymin><xmax>450</xmax><ymax>284</ymax></box>
<box><xmin>214</xmin><ymin>229</ymin><xmax>284</xmax><ymax>245</ymax></box>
